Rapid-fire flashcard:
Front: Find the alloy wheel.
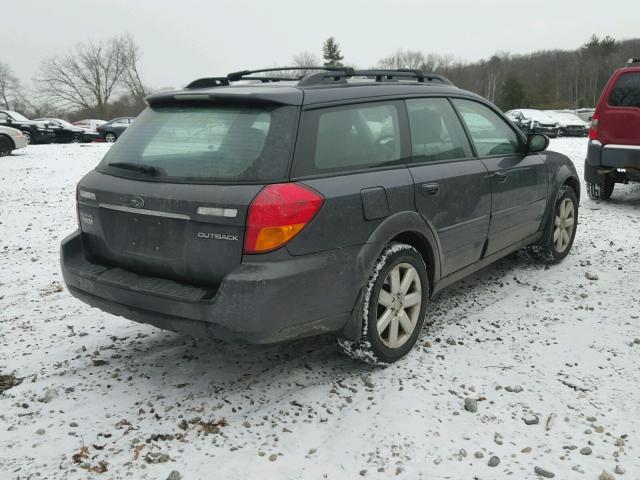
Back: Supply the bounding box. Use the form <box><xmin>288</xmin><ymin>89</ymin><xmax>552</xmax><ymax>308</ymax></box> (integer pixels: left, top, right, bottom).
<box><xmin>553</xmin><ymin>198</ymin><xmax>575</xmax><ymax>253</ymax></box>
<box><xmin>105</xmin><ymin>133</ymin><xmax>116</xmax><ymax>143</ymax></box>
<box><xmin>376</xmin><ymin>263</ymin><xmax>422</xmax><ymax>349</ymax></box>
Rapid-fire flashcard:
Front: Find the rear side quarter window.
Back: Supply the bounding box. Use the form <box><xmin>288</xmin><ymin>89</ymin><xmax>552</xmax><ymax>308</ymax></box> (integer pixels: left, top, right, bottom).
<box><xmin>293</xmin><ymin>101</ymin><xmax>404</xmax><ymax>176</ymax></box>
<box><xmin>608</xmin><ymin>72</ymin><xmax>640</xmax><ymax>107</ymax></box>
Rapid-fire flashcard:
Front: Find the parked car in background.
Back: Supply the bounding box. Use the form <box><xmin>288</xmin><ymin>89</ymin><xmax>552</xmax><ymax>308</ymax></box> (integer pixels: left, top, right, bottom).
<box><xmin>0</xmin><ymin>125</ymin><xmax>28</xmax><ymax>156</ymax></box>
<box><xmin>73</xmin><ymin>119</ymin><xmax>107</xmax><ymax>131</ymax></box>
<box><xmin>0</xmin><ymin>110</ymin><xmax>54</xmax><ymax>144</ymax></box>
<box><xmin>35</xmin><ymin>118</ymin><xmax>99</xmax><ymax>143</ymax></box>
<box><xmin>585</xmin><ymin>58</ymin><xmax>640</xmax><ymax>200</ymax></box>
<box><xmin>96</xmin><ymin>117</ymin><xmax>135</xmax><ymax>142</ymax></box>
<box><xmin>62</xmin><ymin>67</ymin><xmax>580</xmax><ymax>364</ymax></box>
<box><xmin>504</xmin><ymin>109</ymin><xmax>561</xmax><ymax>137</ymax></box>
<box><xmin>544</xmin><ymin>111</ymin><xmax>589</xmax><ymax>136</ymax></box>
<box><xmin>575</xmin><ymin>108</ymin><xmax>595</xmax><ymax>123</ymax></box>
<box><xmin>505</xmin><ymin>110</ymin><xmax>531</xmax><ymax>134</ymax></box>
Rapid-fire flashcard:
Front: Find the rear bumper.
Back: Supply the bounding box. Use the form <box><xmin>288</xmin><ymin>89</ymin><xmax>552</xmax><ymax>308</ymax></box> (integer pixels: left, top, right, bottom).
<box><xmin>12</xmin><ymin>135</ymin><xmax>28</xmax><ymax>149</ymax></box>
<box><xmin>586</xmin><ymin>141</ymin><xmax>640</xmax><ymax>169</ymax></box>
<box><xmin>559</xmin><ymin>126</ymin><xmax>588</xmax><ymax>136</ymax></box>
<box><xmin>532</xmin><ymin>126</ymin><xmax>560</xmax><ymax>137</ymax></box>
<box><xmin>61</xmin><ymin>230</ymin><xmax>369</xmax><ymax>343</ymax></box>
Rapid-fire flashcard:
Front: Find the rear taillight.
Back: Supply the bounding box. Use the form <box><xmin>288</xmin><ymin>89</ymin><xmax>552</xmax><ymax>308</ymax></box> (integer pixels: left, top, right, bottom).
<box><xmin>588</xmin><ymin>115</ymin><xmax>599</xmax><ymax>140</ymax></box>
<box><xmin>244</xmin><ymin>183</ymin><xmax>324</xmax><ymax>254</ymax></box>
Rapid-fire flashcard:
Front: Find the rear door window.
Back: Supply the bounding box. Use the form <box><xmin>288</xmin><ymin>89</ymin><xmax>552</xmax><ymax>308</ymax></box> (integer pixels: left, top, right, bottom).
<box><xmin>97</xmin><ymin>104</ymin><xmax>298</xmax><ymax>183</ymax></box>
<box><xmin>608</xmin><ymin>73</ymin><xmax>640</xmax><ymax>107</ymax></box>
<box><xmin>452</xmin><ymin>99</ymin><xmax>521</xmax><ymax>157</ymax></box>
<box><xmin>294</xmin><ymin>102</ymin><xmax>403</xmax><ymax>176</ymax></box>
<box><xmin>406</xmin><ymin>98</ymin><xmax>473</xmax><ymax>162</ymax></box>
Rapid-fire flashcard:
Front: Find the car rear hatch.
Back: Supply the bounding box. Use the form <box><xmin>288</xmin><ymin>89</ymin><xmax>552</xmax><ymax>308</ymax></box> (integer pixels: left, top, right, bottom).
<box><xmin>595</xmin><ymin>69</ymin><xmax>640</xmax><ymax>145</ymax></box>
<box><xmin>78</xmin><ymin>93</ymin><xmax>301</xmax><ymax>287</ymax></box>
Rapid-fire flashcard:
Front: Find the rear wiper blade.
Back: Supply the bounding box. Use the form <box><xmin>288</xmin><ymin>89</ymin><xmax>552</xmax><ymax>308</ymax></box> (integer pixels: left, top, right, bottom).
<box><xmin>108</xmin><ymin>162</ymin><xmax>161</xmax><ymax>176</ymax></box>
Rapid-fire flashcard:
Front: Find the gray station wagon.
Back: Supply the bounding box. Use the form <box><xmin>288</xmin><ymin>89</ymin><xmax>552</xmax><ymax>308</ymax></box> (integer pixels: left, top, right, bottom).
<box><xmin>61</xmin><ymin>67</ymin><xmax>580</xmax><ymax>364</ymax></box>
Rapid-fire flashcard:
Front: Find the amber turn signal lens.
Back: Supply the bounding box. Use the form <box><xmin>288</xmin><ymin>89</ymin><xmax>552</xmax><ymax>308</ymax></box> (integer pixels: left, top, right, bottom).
<box><xmin>253</xmin><ymin>224</ymin><xmax>305</xmax><ymax>252</ymax></box>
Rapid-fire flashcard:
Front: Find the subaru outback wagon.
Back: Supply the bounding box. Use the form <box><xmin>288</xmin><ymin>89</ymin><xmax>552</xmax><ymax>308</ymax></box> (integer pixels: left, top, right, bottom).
<box><xmin>61</xmin><ymin>67</ymin><xmax>580</xmax><ymax>364</ymax></box>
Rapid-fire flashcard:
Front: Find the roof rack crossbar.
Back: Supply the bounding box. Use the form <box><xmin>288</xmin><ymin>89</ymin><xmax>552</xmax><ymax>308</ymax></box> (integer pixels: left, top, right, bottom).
<box><xmin>226</xmin><ymin>66</ymin><xmax>348</xmax><ymax>81</ymax></box>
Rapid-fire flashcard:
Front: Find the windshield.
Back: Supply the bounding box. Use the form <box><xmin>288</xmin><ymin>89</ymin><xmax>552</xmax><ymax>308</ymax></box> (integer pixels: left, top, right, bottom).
<box><xmin>56</xmin><ymin>119</ymin><xmax>75</xmax><ymax>128</ymax></box>
<box><xmin>97</xmin><ymin>104</ymin><xmax>298</xmax><ymax>183</ymax></box>
<box><xmin>8</xmin><ymin>111</ymin><xmax>29</xmax><ymax>122</ymax></box>
<box><xmin>521</xmin><ymin>110</ymin><xmax>555</xmax><ymax>122</ymax></box>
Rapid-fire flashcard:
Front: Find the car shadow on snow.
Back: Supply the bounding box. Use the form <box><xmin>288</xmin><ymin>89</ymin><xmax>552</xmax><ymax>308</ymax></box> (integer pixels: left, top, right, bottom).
<box><xmin>94</xmin><ymin>249</ymin><xmax>544</xmax><ymax>404</ymax></box>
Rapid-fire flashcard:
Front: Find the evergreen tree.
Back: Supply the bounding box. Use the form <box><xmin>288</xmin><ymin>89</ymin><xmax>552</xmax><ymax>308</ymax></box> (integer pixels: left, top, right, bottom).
<box><xmin>499</xmin><ymin>75</ymin><xmax>526</xmax><ymax>111</ymax></box>
<box><xmin>322</xmin><ymin>37</ymin><xmax>344</xmax><ymax>67</ymax></box>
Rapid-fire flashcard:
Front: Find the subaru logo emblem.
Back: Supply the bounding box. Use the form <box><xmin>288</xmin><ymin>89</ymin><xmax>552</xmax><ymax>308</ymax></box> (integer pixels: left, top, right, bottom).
<box><xmin>129</xmin><ymin>196</ymin><xmax>145</xmax><ymax>209</ymax></box>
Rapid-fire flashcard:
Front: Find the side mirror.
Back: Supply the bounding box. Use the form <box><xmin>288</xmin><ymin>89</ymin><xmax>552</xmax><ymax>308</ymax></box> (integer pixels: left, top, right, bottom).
<box><xmin>527</xmin><ymin>133</ymin><xmax>549</xmax><ymax>153</ymax></box>
<box><xmin>6</xmin><ymin>118</ymin><xmax>13</xmax><ymax>124</ymax></box>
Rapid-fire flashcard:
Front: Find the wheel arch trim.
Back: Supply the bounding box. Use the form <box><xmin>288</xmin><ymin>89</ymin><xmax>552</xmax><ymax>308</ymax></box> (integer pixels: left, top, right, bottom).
<box><xmin>362</xmin><ymin>210</ymin><xmax>442</xmax><ymax>289</ymax></box>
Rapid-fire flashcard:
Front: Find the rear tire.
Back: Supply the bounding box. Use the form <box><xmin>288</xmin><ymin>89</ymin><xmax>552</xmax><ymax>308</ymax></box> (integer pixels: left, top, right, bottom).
<box><xmin>0</xmin><ymin>136</ymin><xmax>13</xmax><ymax>156</ymax></box>
<box><xmin>71</xmin><ymin>133</ymin><xmax>82</xmax><ymax>143</ymax></box>
<box><xmin>338</xmin><ymin>243</ymin><xmax>429</xmax><ymax>364</ymax></box>
<box><xmin>528</xmin><ymin>185</ymin><xmax>578</xmax><ymax>263</ymax></box>
<box><xmin>586</xmin><ymin>178</ymin><xmax>614</xmax><ymax>200</ymax></box>
<box><xmin>105</xmin><ymin>132</ymin><xmax>117</xmax><ymax>143</ymax></box>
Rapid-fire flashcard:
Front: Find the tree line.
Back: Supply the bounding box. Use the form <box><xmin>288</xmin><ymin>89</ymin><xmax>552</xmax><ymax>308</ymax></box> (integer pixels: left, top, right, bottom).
<box><xmin>292</xmin><ymin>35</ymin><xmax>640</xmax><ymax>111</ymax></box>
<box><xmin>1</xmin><ymin>34</ymin><xmax>637</xmax><ymax>121</ymax></box>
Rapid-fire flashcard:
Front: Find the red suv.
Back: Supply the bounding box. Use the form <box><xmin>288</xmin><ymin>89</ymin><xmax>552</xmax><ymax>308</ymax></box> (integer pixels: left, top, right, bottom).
<box><xmin>585</xmin><ymin>58</ymin><xmax>640</xmax><ymax>199</ymax></box>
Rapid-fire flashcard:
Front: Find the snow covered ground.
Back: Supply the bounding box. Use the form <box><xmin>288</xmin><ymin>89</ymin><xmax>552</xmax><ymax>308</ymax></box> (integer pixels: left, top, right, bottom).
<box><xmin>0</xmin><ymin>138</ymin><xmax>639</xmax><ymax>480</ymax></box>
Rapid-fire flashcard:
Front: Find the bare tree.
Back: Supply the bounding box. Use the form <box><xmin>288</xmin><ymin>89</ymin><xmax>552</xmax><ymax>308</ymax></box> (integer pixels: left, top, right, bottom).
<box><xmin>117</xmin><ymin>33</ymin><xmax>147</xmax><ymax>104</ymax></box>
<box><xmin>35</xmin><ymin>36</ymin><xmax>129</xmax><ymax>115</ymax></box>
<box><xmin>378</xmin><ymin>49</ymin><xmax>425</xmax><ymax>69</ymax></box>
<box><xmin>0</xmin><ymin>62</ymin><xmax>20</xmax><ymax>109</ymax></box>
<box><xmin>291</xmin><ymin>51</ymin><xmax>320</xmax><ymax>76</ymax></box>
<box><xmin>378</xmin><ymin>50</ymin><xmax>455</xmax><ymax>72</ymax></box>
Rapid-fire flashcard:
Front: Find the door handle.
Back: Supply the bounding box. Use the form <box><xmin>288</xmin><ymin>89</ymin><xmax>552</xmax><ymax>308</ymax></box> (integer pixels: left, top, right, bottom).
<box><xmin>493</xmin><ymin>172</ymin><xmax>508</xmax><ymax>183</ymax></box>
<box><xmin>421</xmin><ymin>183</ymin><xmax>440</xmax><ymax>196</ymax></box>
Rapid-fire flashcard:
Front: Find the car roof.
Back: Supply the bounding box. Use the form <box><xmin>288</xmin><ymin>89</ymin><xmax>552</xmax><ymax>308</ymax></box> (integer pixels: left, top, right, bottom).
<box><xmin>148</xmin><ymin>81</ymin><xmax>479</xmax><ymax>107</ymax></box>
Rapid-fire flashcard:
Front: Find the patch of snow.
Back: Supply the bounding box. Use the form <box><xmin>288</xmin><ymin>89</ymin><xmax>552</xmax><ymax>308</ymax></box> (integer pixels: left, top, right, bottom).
<box><xmin>0</xmin><ymin>139</ymin><xmax>639</xmax><ymax>479</ymax></box>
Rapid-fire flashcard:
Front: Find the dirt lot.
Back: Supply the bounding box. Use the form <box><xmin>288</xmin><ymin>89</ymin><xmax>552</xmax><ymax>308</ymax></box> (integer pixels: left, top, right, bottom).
<box><xmin>1</xmin><ymin>138</ymin><xmax>639</xmax><ymax>479</ymax></box>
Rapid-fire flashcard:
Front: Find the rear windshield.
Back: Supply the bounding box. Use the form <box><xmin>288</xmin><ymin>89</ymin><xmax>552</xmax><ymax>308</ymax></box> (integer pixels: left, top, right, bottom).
<box><xmin>609</xmin><ymin>73</ymin><xmax>640</xmax><ymax>107</ymax></box>
<box><xmin>96</xmin><ymin>104</ymin><xmax>298</xmax><ymax>183</ymax></box>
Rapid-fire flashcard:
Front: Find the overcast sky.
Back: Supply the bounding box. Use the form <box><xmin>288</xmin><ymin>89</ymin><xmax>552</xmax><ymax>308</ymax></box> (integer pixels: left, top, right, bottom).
<box><xmin>3</xmin><ymin>0</ymin><xmax>638</xmax><ymax>90</ymax></box>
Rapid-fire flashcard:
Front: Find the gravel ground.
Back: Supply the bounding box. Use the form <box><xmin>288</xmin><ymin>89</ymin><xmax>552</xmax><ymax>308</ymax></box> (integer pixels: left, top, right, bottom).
<box><xmin>0</xmin><ymin>138</ymin><xmax>639</xmax><ymax>479</ymax></box>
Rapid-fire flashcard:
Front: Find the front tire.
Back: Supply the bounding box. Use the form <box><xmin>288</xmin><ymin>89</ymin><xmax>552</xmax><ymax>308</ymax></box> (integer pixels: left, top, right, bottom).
<box><xmin>338</xmin><ymin>243</ymin><xmax>429</xmax><ymax>364</ymax></box>
<box><xmin>21</xmin><ymin>131</ymin><xmax>33</xmax><ymax>145</ymax></box>
<box><xmin>529</xmin><ymin>185</ymin><xmax>578</xmax><ymax>263</ymax></box>
<box><xmin>0</xmin><ymin>136</ymin><xmax>13</xmax><ymax>156</ymax></box>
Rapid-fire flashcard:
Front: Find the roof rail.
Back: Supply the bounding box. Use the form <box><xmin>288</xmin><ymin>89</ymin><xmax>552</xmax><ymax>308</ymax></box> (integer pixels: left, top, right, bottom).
<box><xmin>185</xmin><ymin>66</ymin><xmax>455</xmax><ymax>89</ymax></box>
<box><xmin>298</xmin><ymin>68</ymin><xmax>454</xmax><ymax>86</ymax></box>
<box><xmin>627</xmin><ymin>58</ymin><xmax>640</xmax><ymax>66</ymax></box>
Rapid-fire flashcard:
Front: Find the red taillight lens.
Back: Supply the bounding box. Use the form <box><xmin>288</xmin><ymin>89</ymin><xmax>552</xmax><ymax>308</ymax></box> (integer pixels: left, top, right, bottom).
<box><xmin>244</xmin><ymin>183</ymin><xmax>324</xmax><ymax>254</ymax></box>
<box><xmin>588</xmin><ymin>116</ymin><xmax>599</xmax><ymax>140</ymax></box>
